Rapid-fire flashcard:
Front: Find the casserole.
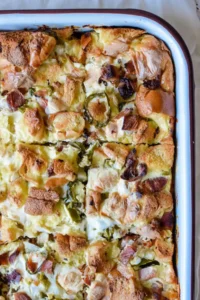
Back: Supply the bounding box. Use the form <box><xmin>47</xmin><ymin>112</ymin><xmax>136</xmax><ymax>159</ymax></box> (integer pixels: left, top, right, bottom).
<box><xmin>0</xmin><ymin>9</ymin><xmax>194</xmax><ymax>300</ymax></box>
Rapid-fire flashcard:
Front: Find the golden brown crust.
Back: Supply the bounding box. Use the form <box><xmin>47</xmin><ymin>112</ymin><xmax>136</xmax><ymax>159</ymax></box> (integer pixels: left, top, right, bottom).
<box><xmin>24</xmin><ymin>108</ymin><xmax>45</xmax><ymax>139</ymax></box>
<box><xmin>45</xmin><ymin>176</ymin><xmax>69</xmax><ymax>189</ymax></box>
<box><xmin>154</xmin><ymin>239</ymin><xmax>174</xmax><ymax>262</ymax></box>
<box><xmin>69</xmin><ymin>236</ymin><xmax>87</xmax><ymax>252</ymax></box>
<box><xmin>29</xmin><ymin>32</ymin><xmax>56</xmax><ymax>68</ymax></box>
<box><xmin>18</xmin><ymin>145</ymin><xmax>47</xmax><ymax>184</ymax></box>
<box><xmin>49</xmin><ymin>111</ymin><xmax>85</xmax><ymax>140</ymax></box>
<box><xmin>0</xmin><ymin>31</ymin><xmax>56</xmax><ymax>69</ymax></box>
<box><xmin>0</xmin><ymin>31</ymin><xmax>30</xmax><ymax>67</ymax></box>
<box><xmin>53</xmin><ymin>27</ymin><xmax>73</xmax><ymax>40</ymax></box>
<box><xmin>87</xmin><ymin>241</ymin><xmax>114</xmax><ymax>274</ymax></box>
<box><xmin>8</xmin><ymin>178</ymin><xmax>27</xmax><ymax>207</ymax></box>
<box><xmin>139</xmin><ymin>144</ymin><xmax>174</xmax><ymax>170</ymax></box>
<box><xmin>141</xmin><ymin>195</ymin><xmax>159</xmax><ymax>220</ymax></box>
<box><xmin>86</xmin><ymin>190</ymin><xmax>102</xmax><ymax>214</ymax></box>
<box><xmin>56</xmin><ymin>233</ymin><xmax>70</xmax><ymax>256</ymax></box>
<box><xmin>88</xmin><ymin>100</ymin><xmax>107</xmax><ymax>122</ymax></box>
<box><xmin>135</xmin><ymin>86</ymin><xmax>175</xmax><ymax>117</ymax></box>
<box><xmin>102</xmin><ymin>143</ymin><xmax>129</xmax><ymax>166</ymax></box>
<box><xmin>29</xmin><ymin>187</ymin><xmax>59</xmax><ymax>202</ymax></box>
<box><xmin>155</xmin><ymin>191</ymin><xmax>173</xmax><ymax>210</ymax></box>
<box><xmin>107</xmin><ymin>270</ymin><xmax>144</xmax><ymax>300</ymax></box>
<box><xmin>56</xmin><ymin>234</ymin><xmax>87</xmax><ymax>256</ymax></box>
<box><xmin>24</xmin><ymin>197</ymin><xmax>54</xmax><ymax>215</ymax></box>
<box><xmin>96</xmin><ymin>28</ymin><xmax>145</xmax><ymax>43</ymax></box>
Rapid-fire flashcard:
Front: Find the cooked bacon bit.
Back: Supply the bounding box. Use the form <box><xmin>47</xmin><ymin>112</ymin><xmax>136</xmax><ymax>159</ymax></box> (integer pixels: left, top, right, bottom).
<box><xmin>47</xmin><ymin>164</ymin><xmax>55</xmax><ymax>177</ymax></box>
<box><xmin>118</xmin><ymin>78</ymin><xmax>134</xmax><ymax>99</ymax></box>
<box><xmin>29</xmin><ymin>187</ymin><xmax>59</xmax><ymax>202</ymax></box>
<box><xmin>160</xmin><ymin>211</ymin><xmax>174</xmax><ymax>229</ymax></box>
<box><xmin>40</xmin><ymin>259</ymin><xmax>53</xmax><ymax>274</ymax></box>
<box><xmin>124</xmin><ymin>60</ymin><xmax>135</xmax><ymax>74</ymax></box>
<box><xmin>6</xmin><ymin>270</ymin><xmax>21</xmax><ymax>284</ymax></box>
<box><xmin>69</xmin><ymin>236</ymin><xmax>87</xmax><ymax>251</ymax></box>
<box><xmin>121</xmin><ymin>149</ymin><xmax>147</xmax><ymax>182</ymax></box>
<box><xmin>122</xmin><ymin>115</ymin><xmax>140</xmax><ymax>130</ymax></box>
<box><xmin>6</xmin><ymin>89</ymin><xmax>25</xmax><ymax>111</ymax></box>
<box><xmin>81</xmin><ymin>32</ymin><xmax>92</xmax><ymax>50</ymax></box>
<box><xmin>0</xmin><ymin>253</ymin><xmax>9</xmax><ymax>265</ymax></box>
<box><xmin>139</xmin><ymin>266</ymin><xmax>157</xmax><ymax>281</ymax></box>
<box><xmin>9</xmin><ymin>248</ymin><xmax>20</xmax><ymax>264</ymax></box>
<box><xmin>99</xmin><ymin>64</ymin><xmax>125</xmax><ymax>85</ymax></box>
<box><xmin>27</xmin><ymin>257</ymin><xmax>38</xmax><ymax>273</ymax></box>
<box><xmin>120</xmin><ymin>245</ymin><xmax>135</xmax><ymax>264</ymax></box>
<box><xmin>143</xmin><ymin>77</ymin><xmax>160</xmax><ymax>89</ymax></box>
<box><xmin>138</xmin><ymin>177</ymin><xmax>167</xmax><ymax>193</ymax></box>
<box><xmin>14</xmin><ymin>292</ymin><xmax>31</xmax><ymax>300</ymax></box>
<box><xmin>24</xmin><ymin>197</ymin><xmax>54</xmax><ymax>216</ymax></box>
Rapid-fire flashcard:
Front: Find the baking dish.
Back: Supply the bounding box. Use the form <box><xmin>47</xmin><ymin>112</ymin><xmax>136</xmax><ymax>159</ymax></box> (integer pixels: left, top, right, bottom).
<box><xmin>0</xmin><ymin>9</ymin><xmax>194</xmax><ymax>300</ymax></box>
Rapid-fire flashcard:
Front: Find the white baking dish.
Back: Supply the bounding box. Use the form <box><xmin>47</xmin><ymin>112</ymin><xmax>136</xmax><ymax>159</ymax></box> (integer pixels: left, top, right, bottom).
<box><xmin>0</xmin><ymin>9</ymin><xmax>194</xmax><ymax>300</ymax></box>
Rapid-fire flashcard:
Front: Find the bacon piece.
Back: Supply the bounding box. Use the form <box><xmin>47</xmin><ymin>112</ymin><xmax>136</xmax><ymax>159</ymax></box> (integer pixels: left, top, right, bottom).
<box><xmin>40</xmin><ymin>259</ymin><xmax>53</xmax><ymax>274</ymax></box>
<box><xmin>120</xmin><ymin>245</ymin><xmax>135</xmax><ymax>264</ymax></box>
<box><xmin>9</xmin><ymin>248</ymin><xmax>20</xmax><ymax>264</ymax></box>
<box><xmin>0</xmin><ymin>253</ymin><xmax>9</xmax><ymax>265</ymax></box>
<box><xmin>138</xmin><ymin>177</ymin><xmax>167</xmax><ymax>193</ymax></box>
<box><xmin>121</xmin><ymin>149</ymin><xmax>147</xmax><ymax>182</ymax></box>
<box><xmin>124</xmin><ymin>60</ymin><xmax>135</xmax><ymax>74</ymax></box>
<box><xmin>118</xmin><ymin>78</ymin><xmax>134</xmax><ymax>99</ymax></box>
<box><xmin>160</xmin><ymin>211</ymin><xmax>174</xmax><ymax>229</ymax></box>
<box><xmin>6</xmin><ymin>89</ymin><xmax>25</xmax><ymax>111</ymax></box>
<box><xmin>122</xmin><ymin>115</ymin><xmax>140</xmax><ymax>130</ymax></box>
<box><xmin>99</xmin><ymin>64</ymin><xmax>124</xmax><ymax>85</ymax></box>
<box><xmin>6</xmin><ymin>270</ymin><xmax>21</xmax><ymax>284</ymax></box>
<box><xmin>143</xmin><ymin>77</ymin><xmax>160</xmax><ymax>90</ymax></box>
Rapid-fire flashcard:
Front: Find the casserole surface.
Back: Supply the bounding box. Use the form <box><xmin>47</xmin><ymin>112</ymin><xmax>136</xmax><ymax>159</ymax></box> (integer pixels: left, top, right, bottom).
<box><xmin>0</xmin><ymin>10</ymin><xmax>194</xmax><ymax>300</ymax></box>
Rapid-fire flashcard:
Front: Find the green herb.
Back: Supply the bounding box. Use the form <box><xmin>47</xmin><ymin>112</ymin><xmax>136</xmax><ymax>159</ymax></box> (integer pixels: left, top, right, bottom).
<box><xmin>132</xmin><ymin>259</ymin><xmax>160</xmax><ymax>271</ymax></box>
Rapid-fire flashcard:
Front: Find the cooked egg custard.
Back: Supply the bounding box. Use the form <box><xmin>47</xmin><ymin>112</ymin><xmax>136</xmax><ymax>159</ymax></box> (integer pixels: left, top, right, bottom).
<box><xmin>0</xmin><ymin>27</ymin><xmax>179</xmax><ymax>300</ymax></box>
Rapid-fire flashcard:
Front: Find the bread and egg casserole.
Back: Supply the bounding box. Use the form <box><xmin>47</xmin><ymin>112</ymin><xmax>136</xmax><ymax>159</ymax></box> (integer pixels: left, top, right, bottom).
<box><xmin>0</xmin><ymin>26</ymin><xmax>179</xmax><ymax>299</ymax></box>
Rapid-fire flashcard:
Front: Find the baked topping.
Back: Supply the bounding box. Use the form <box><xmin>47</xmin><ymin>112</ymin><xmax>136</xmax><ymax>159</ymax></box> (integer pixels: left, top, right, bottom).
<box><xmin>0</xmin><ymin>26</ymin><xmax>178</xmax><ymax>300</ymax></box>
